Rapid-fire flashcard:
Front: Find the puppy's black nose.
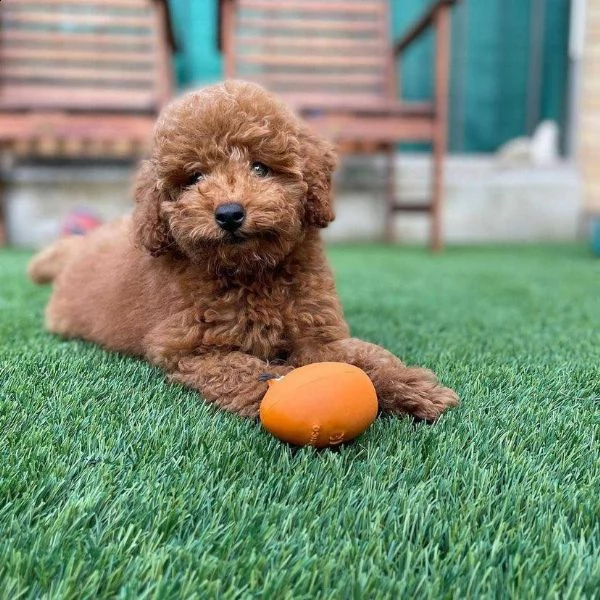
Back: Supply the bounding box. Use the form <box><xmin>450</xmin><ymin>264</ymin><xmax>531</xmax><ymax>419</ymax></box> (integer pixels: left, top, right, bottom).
<box><xmin>215</xmin><ymin>202</ymin><xmax>245</xmax><ymax>232</ymax></box>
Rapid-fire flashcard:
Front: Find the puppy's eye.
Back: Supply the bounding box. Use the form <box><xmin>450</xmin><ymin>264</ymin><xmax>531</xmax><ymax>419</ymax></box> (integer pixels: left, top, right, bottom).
<box><xmin>251</xmin><ymin>162</ymin><xmax>270</xmax><ymax>177</ymax></box>
<box><xmin>186</xmin><ymin>172</ymin><xmax>204</xmax><ymax>186</ymax></box>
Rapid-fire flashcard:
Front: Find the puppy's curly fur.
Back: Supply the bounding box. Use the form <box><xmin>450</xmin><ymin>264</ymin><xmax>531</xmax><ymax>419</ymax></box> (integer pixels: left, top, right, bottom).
<box><xmin>29</xmin><ymin>81</ymin><xmax>458</xmax><ymax>420</ymax></box>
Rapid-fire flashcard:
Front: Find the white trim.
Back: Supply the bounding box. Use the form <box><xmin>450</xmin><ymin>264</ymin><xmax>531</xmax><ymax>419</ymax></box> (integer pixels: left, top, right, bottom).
<box><xmin>569</xmin><ymin>0</ymin><xmax>587</xmax><ymax>59</ymax></box>
<box><xmin>566</xmin><ymin>0</ymin><xmax>587</xmax><ymax>157</ymax></box>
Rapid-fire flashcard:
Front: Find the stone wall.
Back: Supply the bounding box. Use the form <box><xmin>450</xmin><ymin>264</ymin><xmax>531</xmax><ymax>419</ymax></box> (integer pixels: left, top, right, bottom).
<box><xmin>4</xmin><ymin>166</ymin><xmax>134</xmax><ymax>248</ymax></box>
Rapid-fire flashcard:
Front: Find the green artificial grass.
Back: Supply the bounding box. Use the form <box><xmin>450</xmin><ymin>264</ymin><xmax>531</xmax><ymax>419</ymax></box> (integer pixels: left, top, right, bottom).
<box><xmin>1</xmin><ymin>244</ymin><xmax>599</xmax><ymax>599</ymax></box>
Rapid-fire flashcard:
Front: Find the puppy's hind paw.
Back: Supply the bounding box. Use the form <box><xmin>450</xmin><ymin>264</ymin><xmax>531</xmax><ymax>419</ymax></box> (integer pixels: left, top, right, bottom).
<box><xmin>413</xmin><ymin>384</ymin><xmax>460</xmax><ymax>423</ymax></box>
<box><xmin>379</xmin><ymin>366</ymin><xmax>459</xmax><ymax>423</ymax></box>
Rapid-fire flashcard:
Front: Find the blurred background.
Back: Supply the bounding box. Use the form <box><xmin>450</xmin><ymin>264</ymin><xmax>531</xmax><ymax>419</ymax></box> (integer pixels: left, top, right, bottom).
<box><xmin>0</xmin><ymin>0</ymin><xmax>598</xmax><ymax>252</ymax></box>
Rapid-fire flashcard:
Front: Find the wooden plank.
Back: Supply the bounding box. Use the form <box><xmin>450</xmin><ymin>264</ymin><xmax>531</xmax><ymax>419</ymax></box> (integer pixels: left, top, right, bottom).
<box><xmin>0</xmin><ymin>113</ymin><xmax>154</xmax><ymax>142</ymax></box>
<box><xmin>1</xmin><ymin>11</ymin><xmax>155</xmax><ymax>29</ymax></box>
<box><xmin>392</xmin><ymin>203</ymin><xmax>433</xmax><ymax>212</ymax></box>
<box><xmin>238</xmin><ymin>17</ymin><xmax>380</xmax><ymax>32</ymax></box>
<box><xmin>274</xmin><ymin>93</ymin><xmax>416</xmax><ymax>111</ymax></box>
<box><xmin>239</xmin><ymin>0</ymin><xmax>385</xmax><ymax>14</ymax></box>
<box><xmin>0</xmin><ymin>47</ymin><xmax>154</xmax><ymax>65</ymax></box>
<box><xmin>394</xmin><ymin>0</ymin><xmax>458</xmax><ymax>54</ymax></box>
<box><xmin>237</xmin><ymin>36</ymin><xmax>385</xmax><ymax>51</ymax></box>
<box><xmin>36</xmin><ymin>137</ymin><xmax>63</xmax><ymax>157</ymax></box>
<box><xmin>238</xmin><ymin>53</ymin><xmax>383</xmax><ymax>67</ymax></box>
<box><xmin>1</xmin><ymin>29</ymin><xmax>154</xmax><ymax>49</ymax></box>
<box><xmin>285</xmin><ymin>96</ymin><xmax>434</xmax><ymax>115</ymax></box>
<box><xmin>384</xmin><ymin>145</ymin><xmax>396</xmax><ymax>242</ymax></box>
<box><xmin>217</xmin><ymin>0</ymin><xmax>229</xmax><ymax>53</ymax></box>
<box><xmin>6</xmin><ymin>137</ymin><xmax>148</xmax><ymax>158</ymax></box>
<box><xmin>280</xmin><ymin>93</ymin><xmax>385</xmax><ymax>111</ymax></box>
<box><xmin>0</xmin><ymin>85</ymin><xmax>156</xmax><ymax>111</ymax></box>
<box><xmin>61</xmin><ymin>137</ymin><xmax>87</xmax><ymax>156</ymax></box>
<box><xmin>431</xmin><ymin>5</ymin><xmax>451</xmax><ymax>252</ymax></box>
<box><xmin>0</xmin><ymin>179</ymin><xmax>6</xmax><ymax>247</ymax></box>
<box><xmin>11</xmin><ymin>0</ymin><xmax>150</xmax><ymax>8</ymax></box>
<box><xmin>253</xmin><ymin>72</ymin><xmax>383</xmax><ymax>86</ymax></box>
<box><xmin>222</xmin><ymin>0</ymin><xmax>236</xmax><ymax>77</ymax></box>
<box><xmin>303</xmin><ymin>114</ymin><xmax>435</xmax><ymax>142</ymax></box>
<box><xmin>152</xmin><ymin>0</ymin><xmax>173</xmax><ymax>108</ymax></box>
<box><xmin>2</xmin><ymin>64</ymin><xmax>156</xmax><ymax>84</ymax></box>
<box><xmin>85</xmin><ymin>139</ymin><xmax>111</xmax><ymax>157</ymax></box>
<box><xmin>157</xmin><ymin>0</ymin><xmax>177</xmax><ymax>51</ymax></box>
<box><xmin>10</xmin><ymin>139</ymin><xmax>33</xmax><ymax>157</ymax></box>
<box><xmin>107</xmin><ymin>138</ymin><xmax>145</xmax><ymax>158</ymax></box>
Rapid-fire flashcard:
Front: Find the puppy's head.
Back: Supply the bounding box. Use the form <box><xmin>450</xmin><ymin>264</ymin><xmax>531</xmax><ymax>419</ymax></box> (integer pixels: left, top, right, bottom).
<box><xmin>133</xmin><ymin>80</ymin><xmax>337</xmax><ymax>272</ymax></box>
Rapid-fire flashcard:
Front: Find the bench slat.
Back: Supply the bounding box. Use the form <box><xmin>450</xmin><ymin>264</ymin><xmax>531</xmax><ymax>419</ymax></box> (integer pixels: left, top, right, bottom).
<box><xmin>0</xmin><ymin>113</ymin><xmax>154</xmax><ymax>141</ymax></box>
<box><xmin>254</xmin><ymin>72</ymin><xmax>383</xmax><ymax>86</ymax></box>
<box><xmin>239</xmin><ymin>0</ymin><xmax>385</xmax><ymax>14</ymax></box>
<box><xmin>238</xmin><ymin>54</ymin><xmax>384</xmax><ymax>68</ymax></box>
<box><xmin>0</xmin><ymin>85</ymin><xmax>156</xmax><ymax>111</ymax></box>
<box><xmin>2</xmin><ymin>64</ymin><xmax>156</xmax><ymax>84</ymax></box>
<box><xmin>2</xmin><ymin>29</ymin><xmax>154</xmax><ymax>49</ymax></box>
<box><xmin>0</xmin><ymin>47</ymin><xmax>154</xmax><ymax>65</ymax></box>
<box><xmin>304</xmin><ymin>114</ymin><xmax>435</xmax><ymax>142</ymax></box>
<box><xmin>237</xmin><ymin>36</ymin><xmax>385</xmax><ymax>51</ymax></box>
<box><xmin>12</xmin><ymin>0</ymin><xmax>150</xmax><ymax>7</ymax></box>
<box><xmin>2</xmin><ymin>11</ymin><xmax>154</xmax><ymax>29</ymax></box>
<box><xmin>238</xmin><ymin>17</ymin><xmax>380</xmax><ymax>33</ymax></box>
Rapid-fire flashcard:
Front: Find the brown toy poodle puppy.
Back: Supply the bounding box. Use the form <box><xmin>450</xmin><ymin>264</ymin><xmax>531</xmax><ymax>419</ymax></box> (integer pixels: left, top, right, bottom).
<box><xmin>28</xmin><ymin>80</ymin><xmax>458</xmax><ymax>421</ymax></box>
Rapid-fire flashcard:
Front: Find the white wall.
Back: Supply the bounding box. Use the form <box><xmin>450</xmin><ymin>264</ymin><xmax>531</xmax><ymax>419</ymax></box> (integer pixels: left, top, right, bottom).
<box><xmin>4</xmin><ymin>154</ymin><xmax>582</xmax><ymax>249</ymax></box>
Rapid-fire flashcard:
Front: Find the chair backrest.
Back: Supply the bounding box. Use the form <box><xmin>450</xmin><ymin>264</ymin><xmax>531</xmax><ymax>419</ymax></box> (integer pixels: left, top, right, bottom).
<box><xmin>0</xmin><ymin>0</ymin><xmax>172</xmax><ymax>114</ymax></box>
<box><xmin>223</xmin><ymin>0</ymin><xmax>392</xmax><ymax>109</ymax></box>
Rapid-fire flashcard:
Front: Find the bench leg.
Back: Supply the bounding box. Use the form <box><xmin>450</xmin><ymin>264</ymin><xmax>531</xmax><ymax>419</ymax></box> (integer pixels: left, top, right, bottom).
<box><xmin>431</xmin><ymin>138</ymin><xmax>444</xmax><ymax>253</ymax></box>
<box><xmin>0</xmin><ymin>178</ymin><xmax>6</xmax><ymax>247</ymax></box>
<box><xmin>431</xmin><ymin>5</ymin><xmax>451</xmax><ymax>253</ymax></box>
<box><xmin>384</xmin><ymin>144</ymin><xmax>396</xmax><ymax>243</ymax></box>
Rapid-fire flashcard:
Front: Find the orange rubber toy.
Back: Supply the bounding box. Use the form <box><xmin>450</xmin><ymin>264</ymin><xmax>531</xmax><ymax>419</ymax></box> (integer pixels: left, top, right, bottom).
<box><xmin>259</xmin><ymin>362</ymin><xmax>378</xmax><ymax>448</ymax></box>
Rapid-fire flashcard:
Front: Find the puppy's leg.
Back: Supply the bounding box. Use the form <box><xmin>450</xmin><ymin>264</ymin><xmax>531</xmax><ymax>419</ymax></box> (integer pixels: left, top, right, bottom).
<box><xmin>28</xmin><ymin>235</ymin><xmax>84</xmax><ymax>284</ymax></box>
<box><xmin>170</xmin><ymin>352</ymin><xmax>293</xmax><ymax>418</ymax></box>
<box><xmin>292</xmin><ymin>338</ymin><xmax>458</xmax><ymax>421</ymax></box>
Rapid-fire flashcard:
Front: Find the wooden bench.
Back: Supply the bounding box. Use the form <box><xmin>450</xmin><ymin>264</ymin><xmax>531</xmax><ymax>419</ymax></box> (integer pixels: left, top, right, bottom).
<box><xmin>0</xmin><ymin>0</ymin><xmax>175</xmax><ymax>245</ymax></box>
<box><xmin>218</xmin><ymin>0</ymin><xmax>459</xmax><ymax>250</ymax></box>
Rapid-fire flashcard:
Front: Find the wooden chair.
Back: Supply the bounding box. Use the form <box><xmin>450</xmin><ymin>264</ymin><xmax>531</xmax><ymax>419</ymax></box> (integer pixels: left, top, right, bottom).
<box><xmin>0</xmin><ymin>0</ymin><xmax>175</xmax><ymax>245</ymax></box>
<box><xmin>218</xmin><ymin>0</ymin><xmax>458</xmax><ymax>251</ymax></box>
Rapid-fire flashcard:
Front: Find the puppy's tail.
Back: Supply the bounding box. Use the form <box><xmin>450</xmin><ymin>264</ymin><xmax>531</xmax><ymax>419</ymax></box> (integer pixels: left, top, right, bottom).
<box><xmin>27</xmin><ymin>235</ymin><xmax>84</xmax><ymax>285</ymax></box>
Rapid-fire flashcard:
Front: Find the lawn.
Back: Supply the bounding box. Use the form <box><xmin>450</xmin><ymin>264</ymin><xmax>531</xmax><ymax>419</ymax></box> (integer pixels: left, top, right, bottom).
<box><xmin>1</xmin><ymin>244</ymin><xmax>598</xmax><ymax>599</ymax></box>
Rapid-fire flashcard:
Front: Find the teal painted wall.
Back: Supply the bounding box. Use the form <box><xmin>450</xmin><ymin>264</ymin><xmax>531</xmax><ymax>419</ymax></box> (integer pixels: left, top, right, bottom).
<box><xmin>392</xmin><ymin>0</ymin><xmax>570</xmax><ymax>152</ymax></box>
<box><xmin>166</xmin><ymin>0</ymin><xmax>570</xmax><ymax>153</ymax></box>
<box><xmin>167</xmin><ymin>0</ymin><xmax>222</xmax><ymax>89</ymax></box>
<box><xmin>541</xmin><ymin>0</ymin><xmax>570</xmax><ymax>128</ymax></box>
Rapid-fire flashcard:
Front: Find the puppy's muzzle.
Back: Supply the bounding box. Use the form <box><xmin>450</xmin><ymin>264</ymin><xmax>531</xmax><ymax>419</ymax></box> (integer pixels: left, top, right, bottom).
<box><xmin>215</xmin><ymin>202</ymin><xmax>245</xmax><ymax>232</ymax></box>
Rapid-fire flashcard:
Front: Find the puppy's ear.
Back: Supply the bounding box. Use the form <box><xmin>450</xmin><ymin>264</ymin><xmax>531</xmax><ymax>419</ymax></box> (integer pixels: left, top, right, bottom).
<box><xmin>132</xmin><ymin>160</ymin><xmax>174</xmax><ymax>257</ymax></box>
<box><xmin>300</xmin><ymin>127</ymin><xmax>338</xmax><ymax>228</ymax></box>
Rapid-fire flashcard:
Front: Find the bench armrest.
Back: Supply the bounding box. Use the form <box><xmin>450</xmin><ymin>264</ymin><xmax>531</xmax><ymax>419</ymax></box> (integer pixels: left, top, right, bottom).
<box><xmin>394</xmin><ymin>0</ymin><xmax>458</xmax><ymax>55</ymax></box>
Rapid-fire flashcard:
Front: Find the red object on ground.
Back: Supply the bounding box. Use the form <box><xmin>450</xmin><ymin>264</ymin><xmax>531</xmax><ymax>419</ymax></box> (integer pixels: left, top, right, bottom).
<box><xmin>60</xmin><ymin>209</ymin><xmax>103</xmax><ymax>236</ymax></box>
